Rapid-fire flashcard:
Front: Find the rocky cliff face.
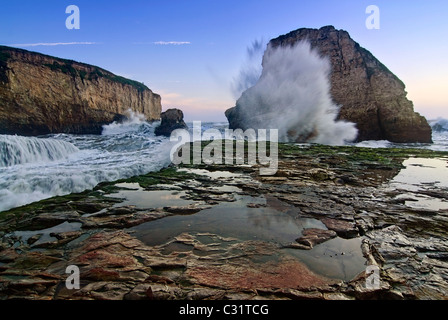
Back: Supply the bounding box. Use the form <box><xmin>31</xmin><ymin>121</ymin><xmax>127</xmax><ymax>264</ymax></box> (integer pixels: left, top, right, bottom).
<box><xmin>226</xmin><ymin>26</ymin><xmax>432</xmax><ymax>143</ymax></box>
<box><xmin>0</xmin><ymin>46</ymin><xmax>161</xmax><ymax>136</ymax></box>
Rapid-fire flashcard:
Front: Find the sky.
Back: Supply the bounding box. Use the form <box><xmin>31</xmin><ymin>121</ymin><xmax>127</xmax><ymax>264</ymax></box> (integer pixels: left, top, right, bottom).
<box><xmin>0</xmin><ymin>0</ymin><xmax>447</xmax><ymax>121</ymax></box>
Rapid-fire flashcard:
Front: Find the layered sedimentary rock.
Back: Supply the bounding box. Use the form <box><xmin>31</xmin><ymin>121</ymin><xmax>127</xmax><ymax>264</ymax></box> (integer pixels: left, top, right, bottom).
<box><xmin>0</xmin><ymin>46</ymin><xmax>161</xmax><ymax>136</ymax></box>
<box><xmin>226</xmin><ymin>26</ymin><xmax>432</xmax><ymax>143</ymax></box>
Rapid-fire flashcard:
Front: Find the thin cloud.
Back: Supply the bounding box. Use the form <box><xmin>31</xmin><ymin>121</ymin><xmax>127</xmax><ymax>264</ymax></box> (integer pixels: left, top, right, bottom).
<box><xmin>9</xmin><ymin>42</ymin><xmax>98</xmax><ymax>47</ymax></box>
<box><xmin>153</xmin><ymin>41</ymin><xmax>191</xmax><ymax>45</ymax></box>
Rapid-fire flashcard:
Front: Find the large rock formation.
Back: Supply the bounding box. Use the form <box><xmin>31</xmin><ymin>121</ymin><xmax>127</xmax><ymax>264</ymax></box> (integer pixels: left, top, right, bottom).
<box><xmin>0</xmin><ymin>46</ymin><xmax>161</xmax><ymax>136</ymax></box>
<box><xmin>226</xmin><ymin>26</ymin><xmax>432</xmax><ymax>143</ymax></box>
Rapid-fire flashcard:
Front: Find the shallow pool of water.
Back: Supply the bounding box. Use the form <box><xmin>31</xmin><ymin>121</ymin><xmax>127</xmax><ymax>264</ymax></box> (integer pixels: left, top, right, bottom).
<box><xmin>131</xmin><ymin>192</ymin><xmax>321</xmax><ymax>244</ymax></box>
<box><xmin>391</xmin><ymin>158</ymin><xmax>448</xmax><ymax>190</ymax></box>
<box><xmin>11</xmin><ymin>221</ymin><xmax>82</xmax><ymax>247</ymax></box>
<box><xmin>389</xmin><ymin>157</ymin><xmax>448</xmax><ymax>210</ymax></box>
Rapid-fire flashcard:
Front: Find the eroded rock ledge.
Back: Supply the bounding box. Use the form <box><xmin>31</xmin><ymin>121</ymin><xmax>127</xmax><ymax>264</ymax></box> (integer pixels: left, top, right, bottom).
<box><xmin>1</xmin><ymin>144</ymin><xmax>447</xmax><ymax>300</ymax></box>
<box><xmin>226</xmin><ymin>26</ymin><xmax>432</xmax><ymax>143</ymax></box>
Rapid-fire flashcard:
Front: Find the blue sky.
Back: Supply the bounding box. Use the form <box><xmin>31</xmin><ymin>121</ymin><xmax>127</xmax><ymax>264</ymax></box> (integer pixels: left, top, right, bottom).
<box><xmin>1</xmin><ymin>0</ymin><xmax>447</xmax><ymax>121</ymax></box>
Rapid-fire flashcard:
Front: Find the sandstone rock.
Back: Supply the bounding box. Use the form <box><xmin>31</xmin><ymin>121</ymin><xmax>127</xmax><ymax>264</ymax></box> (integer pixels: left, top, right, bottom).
<box><xmin>123</xmin><ymin>283</ymin><xmax>154</xmax><ymax>300</ymax></box>
<box><xmin>50</xmin><ymin>231</ymin><xmax>82</xmax><ymax>243</ymax></box>
<box><xmin>27</xmin><ymin>234</ymin><xmax>43</xmax><ymax>245</ymax></box>
<box><xmin>273</xmin><ymin>26</ymin><xmax>432</xmax><ymax>143</ymax></box>
<box><xmin>0</xmin><ymin>248</ymin><xmax>19</xmax><ymax>262</ymax></box>
<box><xmin>0</xmin><ymin>276</ymin><xmax>60</xmax><ymax>298</ymax></box>
<box><xmin>186</xmin><ymin>257</ymin><xmax>335</xmax><ymax>290</ymax></box>
<box><xmin>80</xmin><ymin>208</ymin><xmax>171</xmax><ymax>229</ymax></box>
<box><xmin>11</xmin><ymin>252</ymin><xmax>63</xmax><ymax>270</ymax></box>
<box><xmin>0</xmin><ymin>46</ymin><xmax>161</xmax><ymax>136</ymax></box>
<box><xmin>283</xmin><ymin>242</ymin><xmax>312</xmax><ymax>250</ymax></box>
<box><xmin>226</xmin><ymin>26</ymin><xmax>432</xmax><ymax>143</ymax></box>
<box><xmin>81</xmin><ymin>268</ymin><xmax>121</xmax><ymax>282</ymax></box>
<box><xmin>309</xmin><ymin>168</ymin><xmax>335</xmax><ymax>181</ymax></box>
<box><xmin>75</xmin><ymin>281</ymin><xmax>134</xmax><ymax>300</ymax></box>
<box><xmin>361</xmin><ymin>239</ymin><xmax>386</xmax><ymax>266</ymax></box>
<box><xmin>321</xmin><ymin>218</ymin><xmax>359</xmax><ymax>238</ymax></box>
<box><xmin>272</xmin><ymin>288</ymin><xmax>324</xmax><ymax>300</ymax></box>
<box><xmin>185</xmin><ymin>288</ymin><xmax>227</xmax><ymax>300</ymax></box>
<box><xmin>155</xmin><ymin>108</ymin><xmax>188</xmax><ymax>136</ymax></box>
<box><xmin>323</xmin><ymin>292</ymin><xmax>355</xmax><ymax>300</ymax></box>
<box><xmin>30</xmin><ymin>211</ymin><xmax>81</xmax><ymax>229</ymax></box>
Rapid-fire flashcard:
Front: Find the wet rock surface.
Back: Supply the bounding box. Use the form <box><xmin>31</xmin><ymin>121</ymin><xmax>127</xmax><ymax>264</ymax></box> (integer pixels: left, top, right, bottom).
<box><xmin>1</xmin><ymin>144</ymin><xmax>448</xmax><ymax>300</ymax></box>
<box><xmin>295</xmin><ymin>229</ymin><xmax>337</xmax><ymax>249</ymax></box>
<box><xmin>154</xmin><ymin>108</ymin><xmax>188</xmax><ymax>137</ymax></box>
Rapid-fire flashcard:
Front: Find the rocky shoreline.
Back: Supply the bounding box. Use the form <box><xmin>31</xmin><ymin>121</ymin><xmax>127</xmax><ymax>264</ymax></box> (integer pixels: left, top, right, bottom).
<box><xmin>1</xmin><ymin>143</ymin><xmax>448</xmax><ymax>300</ymax></box>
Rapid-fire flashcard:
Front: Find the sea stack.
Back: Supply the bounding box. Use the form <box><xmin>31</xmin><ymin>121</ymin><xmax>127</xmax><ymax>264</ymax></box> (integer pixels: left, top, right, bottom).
<box><xmin>0</xmin><ymin>46</ymin><xmax>161</xmax><ymax>136</ymax></box>
<box><xmin>226</xmin><ymin>26</ymin><xmax>432</xmax><ymax>143</ymax></box>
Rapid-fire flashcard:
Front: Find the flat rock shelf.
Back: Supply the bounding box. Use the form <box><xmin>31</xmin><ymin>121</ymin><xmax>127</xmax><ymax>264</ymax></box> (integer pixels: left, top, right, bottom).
<box><xmin>1</xmin><ymin>143</ymin><xmax>448</xmax><ymax>300</ymax></box>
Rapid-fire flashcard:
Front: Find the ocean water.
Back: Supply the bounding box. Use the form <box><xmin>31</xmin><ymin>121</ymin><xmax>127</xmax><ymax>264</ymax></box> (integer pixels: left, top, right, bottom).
<box><xmin>0</xmin><ymin>117</ymin><xmax>447</xmax><ymax>212</ymax></box>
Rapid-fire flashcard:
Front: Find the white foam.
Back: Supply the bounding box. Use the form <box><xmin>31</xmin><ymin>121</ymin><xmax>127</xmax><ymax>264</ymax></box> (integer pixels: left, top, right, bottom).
<box><xmin>355</xmin><ymin>140</ymin><xmax>392</xmax><ymax>148</ymax></box>
<box><xmin>102</xmin><ymin>109</ymin><xmax>151</xmax><ymax>136</ymax></box>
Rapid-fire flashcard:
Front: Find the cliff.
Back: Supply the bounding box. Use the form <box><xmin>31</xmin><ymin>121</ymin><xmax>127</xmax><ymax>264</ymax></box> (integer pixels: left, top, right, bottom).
<box><xmin>0</xmin><ymin>46</ymin><xmax>161</xmax><ymax>136</ymax></box>
<box><xmin>226</xmin><ymin>26</ymin><xmax>432</xmax><ymax>143</ymax></box>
